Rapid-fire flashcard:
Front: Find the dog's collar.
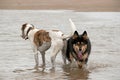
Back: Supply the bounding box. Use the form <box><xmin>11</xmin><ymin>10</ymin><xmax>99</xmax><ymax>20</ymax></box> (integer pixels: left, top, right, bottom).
<box><xmin>24</xmin><ymin>27</ymin><xmax>33</xmax><ymax>40</ymax></box>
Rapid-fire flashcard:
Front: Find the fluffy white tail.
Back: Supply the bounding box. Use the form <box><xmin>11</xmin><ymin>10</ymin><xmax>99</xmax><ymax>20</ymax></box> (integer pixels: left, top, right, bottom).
<box><xmin>61</xmin><ymin>18</ymin><xmax>77</xmax><ymax>39</ymax></box>
<box><xmin>69</xmin><ymin>18</ymin><xmax>77</xmax><ymax>35</ymax></box>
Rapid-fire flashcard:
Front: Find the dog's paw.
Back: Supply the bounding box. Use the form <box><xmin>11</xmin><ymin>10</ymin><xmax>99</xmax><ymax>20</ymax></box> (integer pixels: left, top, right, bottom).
<box><xmin>34</xmin><ymin>65</ymin><xmax>39</xmax><ymax>69</ymax></box>
<box><xmin>39</xmin><ymin>64</ymin><xmax>45</xmax><ymax>68</ymax></box>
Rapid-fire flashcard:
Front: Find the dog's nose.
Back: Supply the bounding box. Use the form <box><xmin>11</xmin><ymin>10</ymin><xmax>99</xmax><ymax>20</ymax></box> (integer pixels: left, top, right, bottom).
<box><xmin>21</xmin><ymin>35</ymin><xmax>25</xmax><ymax>39</ymax></box>
<box><xmin>79</xmin><ymin>49</ymin><xmax>81</xmax><ymax>51</ymax></box>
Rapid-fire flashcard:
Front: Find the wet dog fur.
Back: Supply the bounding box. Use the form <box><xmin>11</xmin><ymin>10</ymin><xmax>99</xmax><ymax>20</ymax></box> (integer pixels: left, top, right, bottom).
<box><xmin>66</xmin><ymin>31</ymin><xmax>91</xmax><ymax>68</ymax></box>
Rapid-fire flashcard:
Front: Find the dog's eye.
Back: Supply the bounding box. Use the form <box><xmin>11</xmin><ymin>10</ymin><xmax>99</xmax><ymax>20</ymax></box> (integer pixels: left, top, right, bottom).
<box><xmin>77</xmin><ymin>42</ymin><xmax>80</xmax><ymax>44</ymax></box>
<box><xmin>81</xmin><ymin>42</ymin><xmax>86</xmax><ymax>46</ymax></box>
<box><xmin>81</xmin><ymin>42</ymin><xmax>84</xmax><ymax>45</ymax></box>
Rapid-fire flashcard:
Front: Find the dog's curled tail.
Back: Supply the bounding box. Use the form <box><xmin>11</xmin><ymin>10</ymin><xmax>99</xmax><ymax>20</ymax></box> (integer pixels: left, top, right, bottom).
<box><xmin>61</xmin><ymin>18</ymin><xmax>77</xmax><ymax>39</ymax></box>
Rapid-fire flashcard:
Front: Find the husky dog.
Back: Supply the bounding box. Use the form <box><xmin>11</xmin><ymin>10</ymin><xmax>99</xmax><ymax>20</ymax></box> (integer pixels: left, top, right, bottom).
<box><xmin>66</xmin><ymin>20</ymin><xmax>91</xmax><ymax>68</ymax></box>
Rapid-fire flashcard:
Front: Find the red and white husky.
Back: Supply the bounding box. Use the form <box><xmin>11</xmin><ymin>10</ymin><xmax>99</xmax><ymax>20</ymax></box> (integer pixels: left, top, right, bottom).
<box><xmin>20</xmin><ymin>19</ymin><xmax>76</xmax><ymax>68</ymax></box>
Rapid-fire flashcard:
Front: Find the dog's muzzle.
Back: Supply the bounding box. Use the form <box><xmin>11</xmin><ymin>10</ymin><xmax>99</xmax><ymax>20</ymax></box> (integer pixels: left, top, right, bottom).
<box><xmin>21</xmin><ymin>35</ymin><xmax>28</xmax><ymax>40</ymax></box>
<box><xmin>78</xmin><ymin>50</ymin><xmax>83</xmax><ymax>60</ymax></box>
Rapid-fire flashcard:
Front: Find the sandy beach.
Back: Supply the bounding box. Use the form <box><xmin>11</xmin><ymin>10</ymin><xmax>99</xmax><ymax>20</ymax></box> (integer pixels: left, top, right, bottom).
<box><xmin>0</xmin><ymin>0</ymin><xmax>120</xmax><ymax>11</ymax></box>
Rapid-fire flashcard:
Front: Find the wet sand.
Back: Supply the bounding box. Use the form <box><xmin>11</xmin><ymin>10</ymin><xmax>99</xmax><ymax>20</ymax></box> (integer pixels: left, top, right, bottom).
<box><xmin>0</xmin><ymin>10</ymin><xmax>120</xmax><ymax>80</ymax></box>
<box><xmin>0</xmin><ymin>0</ymin><xmax>120</xmax><ymax>11</ymax></box>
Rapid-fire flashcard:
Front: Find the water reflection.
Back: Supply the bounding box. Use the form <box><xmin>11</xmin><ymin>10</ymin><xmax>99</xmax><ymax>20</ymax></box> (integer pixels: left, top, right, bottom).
<box><xmin>62</xmin><ymin>65</ymin><xmax>90</xmax><ymax>80</ymax></box>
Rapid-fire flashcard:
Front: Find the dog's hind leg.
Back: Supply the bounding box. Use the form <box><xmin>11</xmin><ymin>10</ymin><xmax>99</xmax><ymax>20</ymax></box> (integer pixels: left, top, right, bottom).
<box><xmin>61</xmin><ymin>50</ymin><xmax>66</xmax><ymax>65</ymax></box>
<box><xmin>61</xmin><ymin>46</ymin><xmax>67</xmax><ymax>65</ymax></box>
<box><xmin>61</xmin><ymin>40</ymin><xmax>67</xmax><ymax>64</ymax></box>
<box><xmin>51</xmin><ymin>47</ymin><xmax>60</xmax><ymax>68</ymax></box>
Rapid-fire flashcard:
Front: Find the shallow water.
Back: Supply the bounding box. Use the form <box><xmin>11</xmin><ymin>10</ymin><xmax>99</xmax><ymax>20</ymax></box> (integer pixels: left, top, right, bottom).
<box><xmin>0</xmin><ymin>10</ymin><xmax>120</xmax><ymax>80</ymax></box>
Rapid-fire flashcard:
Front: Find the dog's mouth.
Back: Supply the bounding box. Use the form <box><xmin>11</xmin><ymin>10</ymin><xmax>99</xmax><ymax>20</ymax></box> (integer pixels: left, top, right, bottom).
<box><xmin>21</xmin><ymin>35</ymin><xmax>28</xmax><ymax>40</ymax></box>
<box><xmin>77</xmin><ymin>50</ymin><xmax>83</xmax><ymax>60</ymax></box>
<box><xmin>73</xmin><ymin>44</ymin><xmax>83</xmax><ymax>60</ymax></box>
<box><xmin>76</xmin><ymin>50</ymin><xmax>84</xmax><ymax>68</ymax></box>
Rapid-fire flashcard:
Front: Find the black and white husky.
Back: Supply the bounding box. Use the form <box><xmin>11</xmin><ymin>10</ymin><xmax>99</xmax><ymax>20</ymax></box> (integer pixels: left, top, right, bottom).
<box><xmin>66</xmin><ymin>20</ymin><xmax>91</xmax><ymax>68</ymax></box>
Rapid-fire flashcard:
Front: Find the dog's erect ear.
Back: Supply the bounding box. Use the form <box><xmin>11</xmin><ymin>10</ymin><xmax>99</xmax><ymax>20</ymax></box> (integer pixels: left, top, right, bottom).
<box><xmin>82</xmin><ymin>31</ymin><xmax>88</xmax><ymax>39</ymax></box>
<box><xmin>82</xmin><ymin>31</ymin><xmax>87</xmax><ymax>35</ymax></box>
<box><xmin>74</xmin><ymin>31</ymin><xmax>79</xmax><ymax>36</ymax></box>
<box><xmin>73</xmin><ymin>31</ymin><xmax>79</xmax><ymax>39</ymax></box>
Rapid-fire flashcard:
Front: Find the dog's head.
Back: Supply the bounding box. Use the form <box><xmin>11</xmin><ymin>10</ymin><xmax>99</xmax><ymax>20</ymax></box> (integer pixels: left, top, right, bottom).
<box><xmin>21</xmin><ymin>23</ymin><xmax>34</xmax><ymax>40</ymax></box>
<box><xmin>72</xmin><ymin>31</ymin><xmax>89</xmax><ymax>68</ymax></box>
<box><xmin>72</xmin><ymin>31</ymin><xmax>88</xmax><ymax>51</ymax></box>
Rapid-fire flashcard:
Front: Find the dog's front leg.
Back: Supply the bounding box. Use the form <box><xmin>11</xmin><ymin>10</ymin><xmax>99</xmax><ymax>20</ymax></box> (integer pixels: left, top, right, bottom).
<box><xmin>34</xmin><ymin>52</ymin><xmax>39</xmax><ymax>69</ymax></box>
<box><xmin>40</xmin><ymin>52</ymin><xmax>45</xmax><ymax>68</ymax></box>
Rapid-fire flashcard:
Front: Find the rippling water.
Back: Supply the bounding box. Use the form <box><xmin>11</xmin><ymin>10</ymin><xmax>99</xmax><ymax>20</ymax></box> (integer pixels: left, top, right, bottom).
<box><xmin>0</xmin><ymin>10</ymin><xmax>120</xmax><ymax>80</ymax></box>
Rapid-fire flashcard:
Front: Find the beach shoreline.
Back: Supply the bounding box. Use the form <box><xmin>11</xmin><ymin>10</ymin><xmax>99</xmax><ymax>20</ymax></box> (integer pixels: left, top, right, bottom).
<box><xmin>0</xmin><ymin>0</ymin><xmax>120</xmax><ymax>11</ymax></box>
